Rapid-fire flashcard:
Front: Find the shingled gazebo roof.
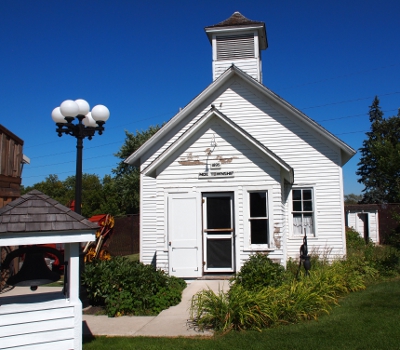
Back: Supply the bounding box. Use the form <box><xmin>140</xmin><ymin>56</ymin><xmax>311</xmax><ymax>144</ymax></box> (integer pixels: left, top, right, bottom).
<box><xmin>0</xmin><ymin>190</ymin><xmax>99</xmax><ymax>234</ymax></box>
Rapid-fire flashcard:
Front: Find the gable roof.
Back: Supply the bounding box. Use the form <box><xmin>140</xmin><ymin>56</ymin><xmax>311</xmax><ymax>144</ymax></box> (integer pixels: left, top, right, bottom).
<box><xmin>143</xmin><ymin>106</ymin><xmax>294</xmax><ymax>183</ymax></box>
<box><xmin>125</xmin><ymin>65</ymin><xmax>356</xmax><ymax>168</ymax></box>
<box><xmin>0</xmin><ymin>190</ymin><xmax>99</xmax><ymax>234</ymax></box>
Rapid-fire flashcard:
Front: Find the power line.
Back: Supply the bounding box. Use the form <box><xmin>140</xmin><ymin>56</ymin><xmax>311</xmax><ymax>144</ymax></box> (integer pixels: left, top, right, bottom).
<box><xmin>276</xmin><ymin>63</ymin><xmax>400</xmax><ymax>91</ymax></box>
<box><xmin>301</xmin><ymin>91</ymin><xmax>400</xmax><ymax>110</ymax></box>
<box><xmin>23</xmin><ymin>164</ymin><xmax>117</xmax><ymax>180</ymax></box>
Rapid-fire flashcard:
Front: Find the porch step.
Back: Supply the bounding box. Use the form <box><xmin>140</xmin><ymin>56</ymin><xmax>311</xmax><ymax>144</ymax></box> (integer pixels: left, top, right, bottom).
<box><xmin>197</xmin><ymin>275</ymin><xmax>233</xmax><ymax>280</ymax></box>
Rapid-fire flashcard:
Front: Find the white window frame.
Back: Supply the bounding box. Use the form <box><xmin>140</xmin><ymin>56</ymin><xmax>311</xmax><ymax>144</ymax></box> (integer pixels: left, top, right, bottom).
<box><xmin>243</xmin><ymin>186</ymin><xmax>274</xmax><ymax>250</ymax></box>
<box><xmin>291</xmin><ymin>187</ymin><xmax>316</xmax><ymax>237</ymax></box>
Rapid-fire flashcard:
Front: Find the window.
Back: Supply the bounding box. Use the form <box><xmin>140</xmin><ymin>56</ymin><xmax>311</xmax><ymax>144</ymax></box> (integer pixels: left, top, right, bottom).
<box><xmin>292</xmin><ymin>189</ymin><xmax>314</xmax><ymax>236</ymax></box>
<box><xmin>249</xmin><ymin>192</ymin><xmax>268</xmax><ymax>244</ymax></box>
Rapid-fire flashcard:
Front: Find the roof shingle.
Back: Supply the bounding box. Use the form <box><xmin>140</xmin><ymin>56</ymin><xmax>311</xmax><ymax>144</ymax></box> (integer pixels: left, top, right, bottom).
<box><xmin>0</xmin><ymin>190</ymin><xmax>99</xmax><ymax>234</ymax></box>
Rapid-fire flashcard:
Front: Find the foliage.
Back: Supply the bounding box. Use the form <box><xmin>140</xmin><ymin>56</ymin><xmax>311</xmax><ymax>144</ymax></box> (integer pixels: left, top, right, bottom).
<box><xmin>346</xmin><ymin>226</ymin><xmax>400</xmax><ymax>277</ymax></box>
<box><xmin>190</xmin><ymin>228</ymin><xmax>400</xmax><ymax>333</ymax></box>
<box><xmin>344</xmin><ymin>193</ymin><xmax>362</xmax><ymax>204</ymax></box>
<box><xmin>356</xmin><ymin>96</ymin><xmax>400</xmax><ymax>203</ymax></box>
<box><xmin>21</xmin><ymin>173</ymin><xmax>124</xmax><ymax>218</ymax></box>
<box><xmin>112</xmin><ymin>125</ymin><xmax>164</xmax><ymax>214</ymax></box>
<box><xmin>230</xmin><ymin>253</ymin><xmax>285</xmax><ymax>290</ymax></box>
<box><xmin>191</xmin><ymin>260</ymin><xmax>370</xmax><ymax>333</ymax></box>
<box><xmin>21</xmin><ymin>174</ymin><xmax>66</xmax><ymax>202</ymax></box>
<box><xmin>84</xmin><ymin>280</ymin><xmax>400</xmax><ymax>350</ymax></box>
<box><xmin>82</xmin><ymin>256</ymin><xmax>186</xmax><ymax>317</ymax></box>
<box><xmin>21</xmin><ymin>124</ymin><xmax>164</xmax><ymax>216</ymax></box>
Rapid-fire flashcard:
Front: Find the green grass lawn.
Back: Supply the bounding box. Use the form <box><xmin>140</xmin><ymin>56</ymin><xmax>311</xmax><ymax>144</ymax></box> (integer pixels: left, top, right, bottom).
<box><xmin>83</xmin><ymin>278</ymin><xmax>400</xmax><ymax>350</ymax></box>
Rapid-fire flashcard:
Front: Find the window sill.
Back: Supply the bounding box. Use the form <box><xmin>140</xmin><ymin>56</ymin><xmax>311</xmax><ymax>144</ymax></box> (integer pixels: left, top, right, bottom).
<box><xmin>288</xmin><ymin>236</ymin><xmax>317</xmax><ymax>240</ymax></box>
<box><xmin>243</xmin><ymin>247</ymin><xmax>275</xmax><ymax>252</ymax></box>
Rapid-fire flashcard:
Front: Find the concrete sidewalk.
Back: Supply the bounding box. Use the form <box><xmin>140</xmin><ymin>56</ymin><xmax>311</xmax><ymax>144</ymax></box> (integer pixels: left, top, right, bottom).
<box><xmin>1</xmin><ymin>279</ymin><xmax>229</xmax><ymax>337</ymax></box>
<box><xmin>82</xmin><ymin>279</ymin><xmax>229</xmax><ymax>337</ymax></box>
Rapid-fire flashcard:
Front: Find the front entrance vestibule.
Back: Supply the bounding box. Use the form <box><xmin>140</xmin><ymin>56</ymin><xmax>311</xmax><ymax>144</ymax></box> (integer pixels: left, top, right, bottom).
<box><xmin>168</xmin><ymin>192</ymin><xmax>235</xmax><ymax>278</ymax></box>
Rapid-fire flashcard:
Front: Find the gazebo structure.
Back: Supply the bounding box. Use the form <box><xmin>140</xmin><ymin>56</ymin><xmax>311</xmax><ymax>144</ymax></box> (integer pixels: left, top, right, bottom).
<box><xmin>0</xmin><ymin>190</ymin><xmax>97</xmax><ymax>350</ymax></box>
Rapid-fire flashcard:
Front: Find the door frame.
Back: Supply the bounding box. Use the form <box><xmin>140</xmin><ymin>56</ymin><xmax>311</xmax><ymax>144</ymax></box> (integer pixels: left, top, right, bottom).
<box><xmin>202</xmin><ymin>192</ymin><xmax>235</xmax><ymax>273</ymax></box>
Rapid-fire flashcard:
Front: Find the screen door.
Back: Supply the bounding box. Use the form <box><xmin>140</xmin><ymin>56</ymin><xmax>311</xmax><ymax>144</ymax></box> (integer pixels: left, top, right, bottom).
<box><xmin>203</xmin><ymin>193</ymin><xmax>235</xmax><ymax>273</ymax></box>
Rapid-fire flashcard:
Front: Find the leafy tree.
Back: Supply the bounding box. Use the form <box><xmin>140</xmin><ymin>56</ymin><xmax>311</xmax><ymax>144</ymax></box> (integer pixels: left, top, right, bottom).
<box><xmin>344</xmin><ymin>193</ymin><xmax>362</xmax><ymax>204</ymax></box>
<box><xmin>356</xmin><ymin>97</ymin><xmax>400</xmax><ymax>203</ymax></box>
<box><xmin>21</xmin><ymin>124</ymin><xmax>163</xmax><ymax>217</ymax></box>
<box><xmin>63</xmin><ymin>174</ymin><xmax>105</xmax><ymax>218</ymax></box>
<box><xmin>22</xmin><ymin>174</ymin><xmax>68</xmax><ymax>204</ymax></box>
<box><xmin>98</xmin><ymin>175</ymin><xmax>124</xmax><ymax>216</ymax></box>
<box><xmin>22</xmin><ymin>173</ymin><xmax>122</xmax><ymax>218</ymax></box>
<box><xmin>113</xmin><ymin>125</ymin><xmax>163</xmax><ymax>213</ymax></box>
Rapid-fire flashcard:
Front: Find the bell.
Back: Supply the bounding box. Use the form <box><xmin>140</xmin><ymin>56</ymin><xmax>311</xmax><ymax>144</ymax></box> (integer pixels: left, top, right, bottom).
<box><xmin>1</xmin><ymin>246</ymin><xmax>62</xmax><ymax>291</ymax></box>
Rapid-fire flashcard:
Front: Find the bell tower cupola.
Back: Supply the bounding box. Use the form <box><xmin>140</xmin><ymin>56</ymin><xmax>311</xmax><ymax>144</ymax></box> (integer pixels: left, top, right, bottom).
<box><xmin>205</xmin><ymin>12</ymin><xmax>268</xmax><ymax>83</ymax></box>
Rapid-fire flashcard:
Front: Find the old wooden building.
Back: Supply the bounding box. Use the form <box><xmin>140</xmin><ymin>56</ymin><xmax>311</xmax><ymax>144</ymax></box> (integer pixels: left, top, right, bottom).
<box><xmin>0</xmin><ymin>124</ymin><xmax>29</xmax><ymax>207</ymax></box>
<box><xmin>125</xmin><ymin>12</ymin><xmax>356</xmax><ymax>278</ymax></box>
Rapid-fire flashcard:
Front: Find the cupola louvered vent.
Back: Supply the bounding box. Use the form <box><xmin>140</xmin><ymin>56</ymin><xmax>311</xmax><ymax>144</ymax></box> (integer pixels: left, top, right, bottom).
<box><xmin>216</xmin><ymin>34</ymin><xmax>255</xmax><ymax>60</ymax></box>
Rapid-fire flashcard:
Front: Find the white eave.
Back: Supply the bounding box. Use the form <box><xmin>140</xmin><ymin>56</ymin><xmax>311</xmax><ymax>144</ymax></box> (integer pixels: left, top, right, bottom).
<box><xmin>124</xmin><ymin>65</ymin><xmax>356</xmax><ymax>167</ymax></box>
<box><xmin>142</xmin><ymin>106</ymin><xmax>294</xmax><ymax>183</ymax></box>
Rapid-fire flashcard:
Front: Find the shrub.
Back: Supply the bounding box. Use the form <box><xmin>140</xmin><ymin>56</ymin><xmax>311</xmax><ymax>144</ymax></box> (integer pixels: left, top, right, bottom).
<box><xmin>231</xmin><ymin>253</ymin><xmax>285</xmax><ymax>290</ymax></box>
<box><xmin>345</xmin><ymin>226</ymin><xmax>400</xmax><ymax>278</ymax></box>
<box><xmin>191</xmin><ymin>245</ymin><xmax>381</xmax><ymax>332</ymax></box>
<box><xmin>82</xmin><ymin>256</ymin><xmax>186</xmax><ymax>317</ymax></box>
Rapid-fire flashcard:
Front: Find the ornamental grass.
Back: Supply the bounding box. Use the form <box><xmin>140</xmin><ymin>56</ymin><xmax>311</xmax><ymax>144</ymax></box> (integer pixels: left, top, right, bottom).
<box><xmin>190</xmin><ymin>230</ymin><xmax>399</xmax><ymax>333</ymax></box>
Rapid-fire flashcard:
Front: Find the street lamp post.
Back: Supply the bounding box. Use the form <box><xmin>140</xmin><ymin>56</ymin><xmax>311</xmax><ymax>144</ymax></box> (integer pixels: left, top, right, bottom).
<box><xmin>51</xmin><ymin>99</ymin><xmax>109</xmax><ymax>305</ymax></box>
<box><xmin>51</xmin><ymin>99</ymin><xmax>110</xmax><ymax>215</ymax></box>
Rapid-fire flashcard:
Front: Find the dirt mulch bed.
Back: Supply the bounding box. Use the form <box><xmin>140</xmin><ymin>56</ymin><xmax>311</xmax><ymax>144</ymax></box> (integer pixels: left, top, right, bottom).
<box><xmin>83</xmin><ymin>305</ymin><xmax>106</xmax><ymax>315</ymax></box>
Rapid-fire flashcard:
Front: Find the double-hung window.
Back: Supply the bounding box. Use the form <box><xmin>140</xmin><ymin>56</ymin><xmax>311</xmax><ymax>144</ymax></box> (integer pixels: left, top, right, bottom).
<box><xmin>249</xmin><ymin>192</ymin><xmax>269</xmax><ymax>244</ymax></box>
<box><xmin>292</xmin><ymin>189</ymin><xmax>314</xmax><ymax>236</ymax></box>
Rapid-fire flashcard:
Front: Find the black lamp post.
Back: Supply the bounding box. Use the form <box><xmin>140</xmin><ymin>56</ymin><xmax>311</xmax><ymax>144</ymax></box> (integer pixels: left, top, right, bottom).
<box><xmin>51</xmin><ymin>99</ymin><xmax>109</xmax><ymax>305</ymax></box>
<box><xmin>51</xmin><ymin>99</ymin><xmax>110</xmax><ymax>215</ymax></box>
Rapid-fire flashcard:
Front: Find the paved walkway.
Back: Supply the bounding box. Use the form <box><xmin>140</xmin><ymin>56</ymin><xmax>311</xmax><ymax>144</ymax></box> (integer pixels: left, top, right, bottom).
<box><xmin>83</xmin><ymin>279</ymin><xmax>229</xmax><ymax>337</ymax></box>
<box><xmin>2</xmin><ymin>280</ymin><xmax>229</xmax><ymax>338</ymax></box>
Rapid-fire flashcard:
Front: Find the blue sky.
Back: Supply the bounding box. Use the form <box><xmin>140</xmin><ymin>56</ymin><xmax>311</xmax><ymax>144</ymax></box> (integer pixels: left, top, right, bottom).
<box><xmin>1</xmin><ymin>0</ymin><xmax>399</xmax><ymax>195</ymax></box>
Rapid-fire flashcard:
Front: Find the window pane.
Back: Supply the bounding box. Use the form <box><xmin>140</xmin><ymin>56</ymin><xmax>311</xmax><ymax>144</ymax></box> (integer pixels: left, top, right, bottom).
<box><xmin>293</xmin><ymin>190</ymin><xmax>302</xmax><ymax>200</ymax></box>
<box><xmin>303</xmin><ymin>200</ymin><xmax>313</xmax><ymax>211</ymax></box>
<box><xmin>303</xmin><ymin>190</ymin><xmax>312</xmax><ymax>200</ymax></box>
<box><xmin>207</xmin><ymin>239</ymin><xmax>232</xmax><ymax>268</ymax></box>
<box><xmin>207</xmin><ymin>197</ymin><xmax>231</xmax><ymax>229</ymax></box>
<box><xmin>250</xmin><ymin>192</ymin><xmax>266</xmax><ymax>217</ymax></box>
<box><xmin>293</xmin><ymin>201</ymin><xmax>302</xmax><ymax>212</ymax></box>
<box><xmin>250</xmin><ymin>219</ymin><xmax>268</xmax><ymax>244</ymax></box>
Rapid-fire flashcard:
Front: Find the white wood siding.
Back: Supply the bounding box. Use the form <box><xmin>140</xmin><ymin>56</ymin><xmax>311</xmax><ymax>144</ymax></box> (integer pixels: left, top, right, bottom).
<box><xmin>0</xmin><ymin>297</ymin><xmax>80</xmax><ymax>350</ymax></box>
<box><xmin>213</xmin><ymin>58</ymin><xmax>261</xmax><ymax>82</ymax></box>
<box><xmin>209</xmin><ymin>81</ymin><xmax>345</xmax><ymax>259</ymax></box>
<box><xmin>144</xmin><ymin>120</ymin><xmax>285</xmax><ymax>272</ymax></box>
<box><xmin>140</xmin><ymin>77</ymin><xmax>346</xmax><ymax>271</ymax></box>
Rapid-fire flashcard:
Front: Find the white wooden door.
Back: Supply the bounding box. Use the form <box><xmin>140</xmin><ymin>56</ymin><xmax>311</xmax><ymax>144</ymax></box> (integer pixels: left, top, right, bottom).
<box><xmin>168</xmin><ymin>193</ymin><xmax>202</xmax><ymax>278</ymax></box>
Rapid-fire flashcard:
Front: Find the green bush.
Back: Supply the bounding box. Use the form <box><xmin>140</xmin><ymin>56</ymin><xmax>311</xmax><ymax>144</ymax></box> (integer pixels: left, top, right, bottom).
<box><xmin>231</xmin><ymin>253</ymin><xmax>285</xmax><ymax>290</ymax></box>
<box><xmin>346</xmin><ymin>226</ymin><xmax>400</xmax><ymax>277</ymax></box>
<box><xmin>191</xmin><ymin>265</ymin><xmax>363</xmax><ymax>333</ymax></box>
<box><xmin>190</xmin><ymin>237</ymin><xmax>384</xmax><ymax>333</ymax></box>
<box><xmin>82</xmin><ymin>256</ymin><xmax>186</xmax><ymax>317</ymax></box>
<box><xmin>190</xmin><ymin>228</ymin><xmax>400</xmax><ymax>333</ymax></box>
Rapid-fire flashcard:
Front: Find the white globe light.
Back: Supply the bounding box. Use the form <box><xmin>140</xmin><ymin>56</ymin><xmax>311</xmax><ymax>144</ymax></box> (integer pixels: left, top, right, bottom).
<box><xmin>51</xmin><ymin>107</ymin><xmax>67</xmax><ymax>123</ymax></box>
<box><xmin>75</xmin><ymin>99</ymin><xmax>90</xmax><ymax>115</ymax></box>
<box><xmin>82</xmin><ymin>112</ymin><xmax>97</xmax><ymax>127</ymax></box>
<box><xmin>91</xmin><ymin>105</ymin><xmax>110</xmax><ymax>122</ymax></box>
<box><xmin>60</xmin><ymin>99</ymin><xmax>79</xmax><ymax>117</ymax></box>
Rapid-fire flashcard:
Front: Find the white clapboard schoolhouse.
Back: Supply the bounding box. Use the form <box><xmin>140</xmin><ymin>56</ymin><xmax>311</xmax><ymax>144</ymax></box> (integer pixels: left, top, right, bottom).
<box><xmin>125</xmin><ymin>12</ymin><xmax>356</xmax><ymax>278</ymax></box>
